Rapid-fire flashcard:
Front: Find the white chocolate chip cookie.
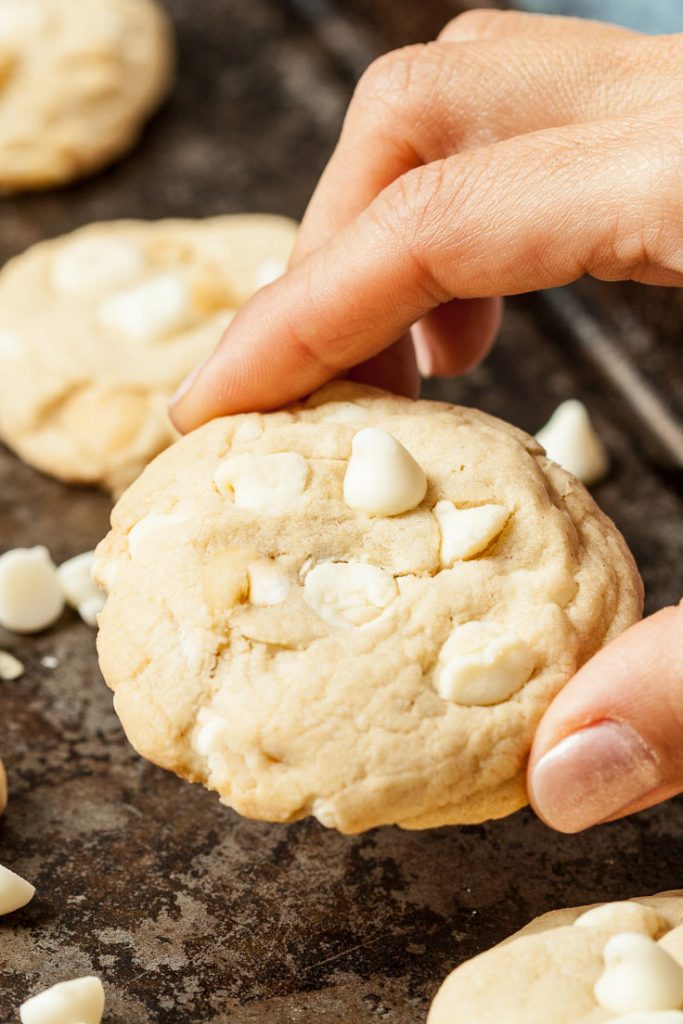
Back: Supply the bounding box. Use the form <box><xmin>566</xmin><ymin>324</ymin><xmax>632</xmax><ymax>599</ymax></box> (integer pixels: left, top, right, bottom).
<box><xmin>429</xmin><ymin>892</ymin><xmax>683</xmax><ymax>1024</ymax></box>
<box><xmin>0</xmin><ymin>215</ymin><xmax>298</xmax><ymax>493</ymax></box>
<box><xmin>93</xmin><ymin>383</ymin><xmax>642</xmax><ymax>833</ymax></box>
<box><xmin>0</xmin><ymin>0</ymin><xmax>173</xmax><ymax>192</ymax></box>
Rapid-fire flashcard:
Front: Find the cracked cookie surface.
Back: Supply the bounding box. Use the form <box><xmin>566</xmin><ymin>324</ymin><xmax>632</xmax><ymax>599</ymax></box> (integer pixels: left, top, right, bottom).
<box><xmin>0</xmin><ymin>215</ymin><xmax>297</xmax><ymax>493</ymax></box>
<box><xmin>0</xmin><ymin>0</ymin><xmax>173</xmax><ymax>192</ymax></box>
<box><xmin>94</xmin><ymin>383</ymin><xmax>642</xmax><ymax>833</ymax></box>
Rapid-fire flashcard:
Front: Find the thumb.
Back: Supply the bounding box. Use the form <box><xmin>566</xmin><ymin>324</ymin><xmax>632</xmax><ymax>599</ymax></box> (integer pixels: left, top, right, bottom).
<box><xmin>529</xmin><ymin>603</ymin><xmax>683</xmax><ymax>833</ymax></box>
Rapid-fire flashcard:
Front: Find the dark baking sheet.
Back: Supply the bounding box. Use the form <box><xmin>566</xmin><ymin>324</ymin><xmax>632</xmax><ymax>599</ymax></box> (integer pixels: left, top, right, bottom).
<box><xmin>1</xmin><ymin>2</ymin><xmax>682</xmax><ymax>1021</ymax></box>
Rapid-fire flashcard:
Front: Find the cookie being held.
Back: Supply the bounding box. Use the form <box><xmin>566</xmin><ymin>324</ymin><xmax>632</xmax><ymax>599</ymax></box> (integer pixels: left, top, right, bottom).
<box><xmin>93</xmin><ymin>383</ymin><xmax>642</xmax><ymax>833</ymax></box>
<box><xmin>0</xmin><ymin>215</ymin><xmax>298</xmax><ymax>493</ymax></box>
<box><xmin>429</xmin><ymin>891</ymin><xmax>683</xmax><ymax>1023</ymax></box>
<box><xmin>0</xmin><ymin>0</ymin><xmax>173</xmax><ymax>192</ymax></box>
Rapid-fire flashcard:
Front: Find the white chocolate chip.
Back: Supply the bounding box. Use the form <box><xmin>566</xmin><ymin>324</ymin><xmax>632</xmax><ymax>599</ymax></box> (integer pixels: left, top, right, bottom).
<box><xmin>0</xmin><ymin>864</ymin><xmax>34</xmax><ymax>915</ymax></box>
<box><xmin>433</xmin><ymin>501</ymin><xmax>510</xmax><ymax>567</ymax></box>
<box><xmin>41</xmin><ymin>655</ymin><xmax>59</xmax><ymax>670</ymax></box>
<box><xmin>78</xmin><ymin>595</ymin><xmax>105</xmax><ymax>628</ymax></box>
<box><xmin>194</xmin><ymin>709</ymin><xmax>227</xmax><ymax>759</ymax></box>
<box><xmin>0</xmin><ymin>547</ymin><xmax>64</xmax><ymax>634</ymax></box>
<box><xmin>595</xmin><ymin>933</ymin><xmax>683</xmax><ymax>1014</ymax></box>
<box><xmin>247</xmin><ymin>559</ymin><xmax>290</xmax><ymax>606</ymax></box>
<box><xmin>97</xmin><ymin>273</ymin><xmax>193</xmax><ymax>344</ymax></box>
<box><xmin>233</xmin><ymin>418</ymin><xmax>263</xmax><ymax>443</ymax></box>
<box><xmin>343</xmin><ymin>428</ymin><xmax>427</xmax><ymax>517</ymax></box>
<box><xmin>20</xmin><ymin>976</ymin><xmax>105</xmax><ymax>1024</ymax></box>
<box><xmin>127</xmin><ymin>513</ymin><xmax>187</xmax><ymax>558</ymax></box>
<box><xmin>51</xmin><ymin>237</ymin><xmax>143</xmax><ymax>295</ymax></box>
<box><xmin>575</xmin><ymin>903</ymin><xmax>667</xmax><ymax>939</ymax></box>
<box><xmin>312</xmin><ymin>799</ymin><xmax>338</xmax><ymax>829</ymax></box>
<box><xmin>57</xmin><ymin>552</ymin><xmax>101</xmax><ymax>607</ymax></box>
<box><xmin>303</xmin><ymin>561</ymin><xmax>398</xmax><ymax>627</ymax></box>
<box><xmin>0</xmin><ymin>650</ymin><xmax>24</xmax><ymax>680</ymax></box>
<box><xmin>213</xmin><ymin>453</ymin><xmax>309</xmax><ymax>512</ymax></box>
<box><xmin>255</xmin><ymin>257</ymin><xmax>286</xmax><ymax>288</ymax></box>
<box><xmin>436</xmin><ymin>621</ymin><xmax>534</xmax><ymax>706</ymax></box>
<box><xmin>536</xmin><ymin>399</ymin><xmax>609</xmax><ymax>485</ymax></box>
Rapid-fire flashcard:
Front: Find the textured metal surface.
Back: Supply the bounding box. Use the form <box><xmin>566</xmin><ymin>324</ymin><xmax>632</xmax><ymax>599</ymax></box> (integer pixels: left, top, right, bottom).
<box><xmin>1</xmin><ymin>1</ymin><xmax>682</xmax><ymax>1022</ymax></box>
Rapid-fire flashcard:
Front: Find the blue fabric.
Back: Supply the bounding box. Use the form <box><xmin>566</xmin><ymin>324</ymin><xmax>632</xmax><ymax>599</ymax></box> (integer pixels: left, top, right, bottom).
<box><xmin>512</xmin><ymin>0</ymin><xmax>683</xmax><ymax>33</ymax></box>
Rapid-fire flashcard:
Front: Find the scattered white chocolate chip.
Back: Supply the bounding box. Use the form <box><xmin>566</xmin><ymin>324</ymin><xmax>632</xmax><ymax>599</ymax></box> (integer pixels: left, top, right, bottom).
<box><xmin>536</xmin><ymin>399</ymin><xmax>609</xmax><ymax>485</ymax></box>
<box><xmin>255</xmin><ymin>257</ymin><xmax>287</xmax><ymax>288</ymax></box>
<box><xmin>436</xmin><ymin>621</ymin><xmax>534</xmax><ymax>706</ymax></box>
<box><xmin>213</xmin><ymin>453</ymin><xmax>309</xmax><ymax>512</ymax></box>
<box><xmin>97</xmin><ymin>273</ymin><xmax>193</xmax><ymax>344</ymax></box>
<box><xmin>0</xmin><ymin>863</ymin><xmax>35</xmax><ymax>915</ymax></box>
<box><xmin>575</xmin><ymin>903</ymin><xmax>667</xmax><ymax>939</ymax></box>
<box><xmin>51</xmin><ymin>237</ymin><xmax>144</xmax><ymax>295</ymax></box>
<box><xmin>233</xmin><ymin>418</ymin><xmax>263</xmax><ymax>443</ymax></box>
<box><xmin>595</xmin><ymin>933</ymin><xmax>683</xmax><ymax>1014</ymax></box>
<box><xmin>0</xmin><ymin>650</ymin><xmax>24</xmax><ymax>680</ymax></box>
<box><xmin>20</xmin><ymin>976</ymin><xmax>105</xmax><ymax>1024</ymax></box>
<box><xmin>312</xmin><ymin>799</ymin><xmax>338</xmax><ymax>829</ymax></box>
<box><xmin>303</xmin><ymin>560</ymin><xmax>398</xmax><ymax>627</ymax></box>
<box><xmin>57</xmin><ymin>552</ymin><xmax>105</xmax><ymax>628</ymax></box>
<box><xmin>433</xmin><ymin>501</ymin><xmax>510</xmax><ymax>567</ymax></box>
<box><xmin>194</xmin><ymin>709</ymin><xmax>227</xmax><ymax>759</ymax></box>
<box><xmin>0</xmin><ymin>547</ymin><xmax>64</xmax><ymax>634</ymax></box>
<box><xmin>127</xmin><ymin>513</ymin><xmax>187</xmax><ymax>558</ymax></box>
<box><xmin>343</xmin><ymin>428</ymin><xmax>427</xmax><ymax>517</ymax></box>
<box><xmin>41</xmin><ymin>655</ymin><xmax>59</xmax><ymax>670</ymax></box>
<box><xmin>247</xmin><ymin>559</ymin><xmax>290</xmax><ymax>606</ymax></box>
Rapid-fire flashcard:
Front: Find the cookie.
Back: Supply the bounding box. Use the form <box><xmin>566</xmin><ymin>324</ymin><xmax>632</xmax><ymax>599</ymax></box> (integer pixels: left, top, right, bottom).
<box><xmin>93</xmin><ymin>382</ymin><xmax>642</xmax><ymax>833</ymax></box>
<box><xmin>0</xmin><ymin>215</ymin><xmax>298</xmax><ymax>493</ymax></box>
<box><xmin>429</xmin><ymin>891</ymin><xmax>683</xmax><ymax>1023</ymax></box>
<box><xmin>0</xmin><ymin>0</ymin><xmax>173</xmax><ymax>192</ymax></box>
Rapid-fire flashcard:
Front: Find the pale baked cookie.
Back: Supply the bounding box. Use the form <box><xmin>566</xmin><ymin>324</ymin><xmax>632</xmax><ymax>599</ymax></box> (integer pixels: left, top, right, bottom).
<box><xmin>93</xmin><ymin>383</ymin><xmax>642</xmax><ymax>833</ymax></box>
<box><xmin>0</xmin><ymin>0</ymin><xmax>173</xmax><ymax>192</ymax></box>
<box><xmin>0</xmin><ymin>215</ymin><xmax>298</xmax><ymax>493</ymax></box>
<box><xmin>429</xmin><ymin>891</ymin><xmax>683</xmax><ymax>1023</ymax></box>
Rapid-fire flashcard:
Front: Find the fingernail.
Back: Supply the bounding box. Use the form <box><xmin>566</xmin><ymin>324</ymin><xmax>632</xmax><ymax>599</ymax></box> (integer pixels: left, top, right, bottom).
<box><xmin>412</xmin><ymin>330</ymin><xmax>434</xmax><ymax>378</ymax></box>
<box><xmin>531</xmin><ymin>721</ymin><xmax>661</xmax><ymax>833</ymax></box>
<box><xmin>169</xmin><ymin>352</ymin><xmax>212</xmax><ymax>408</ymax></box>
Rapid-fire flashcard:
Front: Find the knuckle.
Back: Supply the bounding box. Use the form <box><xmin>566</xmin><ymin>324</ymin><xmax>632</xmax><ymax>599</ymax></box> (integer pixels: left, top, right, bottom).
<box><xmin>354</xmin><ymin>45</ymin><xmax>428</xmax><ymax>116</ymax></box>
<box><xmin>438</xmin><ymin>8</ymin><xmax>525</xmax><ymax>43</ymax></box>
<box><xmin>350</xmin><ymin>43</ymin><xmax>450</xmax><ymax>132</ymax></box>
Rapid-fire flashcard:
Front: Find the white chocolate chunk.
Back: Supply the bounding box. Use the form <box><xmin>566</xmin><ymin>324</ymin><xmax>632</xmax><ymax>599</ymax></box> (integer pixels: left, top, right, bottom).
<box><xmin>303</xmin><ymin>561</ymin><xmax>398</xmax><ymax>627</ymax></box>
<box><xmin>0</xmin><ymin>650</ymin><xmax>24</xmax><ymax>680</ymax></box>
<box><xmin>433</xmin><ymin>501</ymin><xmax>510</xmax><ymax>567</ymax></box>
<box><xmin>255</xmin><ymin>257</ymin><xmax>286</xmax><ymax>288</ymax></box>
<box><xmin>20</xmin><ymin>976</ymin><xmax>105</xmax><ymax>1024</ymax></box>
<box><xmin>0</xmin><ymin>863</ymin><xmax>35</xmax><ymax>915</ymax></box>
<box><xmin>0</xmin><ymin>547</ymin><xmax>64</xmax><ymax>634</ymax></box>
<box><xmin>97</xmin><ymin>273</ymin><xmax>193</xmax><ymax>344</ymax></box>
<box><xmin>536</xmin><ymin>399</ymin><xmax>609</xmax><ymax>485</ymax></box>
<box><xmin>127</xmin><ymin>513</ymin><xmax>187</xmax><ymax>558</ymax></box>
<box><xmin>595</xmin><ymin>933</ymin><xmax>683</xmax><ymax>1014</ymax></box>
<box><xmin>214</xmin><ymin>453</ymin><xmax>309</xmax><ymax>512</ymax></box>
<box><xmin>322</xmin><ymin>402</ymin><xmax>367</xmax><ymax>424</ymax></box>
<box><xmin>247</xmin><ymin>559</ymin><xmax>290</xmax><ymax>606</ymax></box>
<box><xmin>51</xmin><ymin>237</ymin><xmax>143</xmax><ymax>295</ymax></box>
<box><xmin>343</xmin><ymin>428</ymin><xmax>427</xmax><ymax>517</ymax></box>
<box><xmin>312</xmin><ymin>799</ymin><xmax>338</xmax><ymax>829</ymax></box>
<box><xmin>78</xmin><ymin>595</ymin><xmax>105</xmax><ymax>628</ymax></box>
<box><xmin>194</xmin><ymin>709</ymin><xmax>227</xmax><ymax>759</ymax></box>
<box><xmin>436</xmin><ymin>621</ymin><xmax>534</xmax><ymax>706</ymax></box>
<box><xmin>57</xmin><ymin>552</ymin><xmax>100</xmax><ymax>607</ymax></box>
<box><xmin>233</xmin><ymin>417</ymin><xmax>263</xmax><ymax>443</ymax></box>
<box><xmin>575</xmin><ymin>903</ymin><xmax>667</xmax><ymax>938</ymax></box>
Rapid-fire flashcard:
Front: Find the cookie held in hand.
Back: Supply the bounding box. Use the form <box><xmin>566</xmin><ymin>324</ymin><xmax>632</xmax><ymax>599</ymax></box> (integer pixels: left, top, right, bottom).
<box><xmin>94</xmin><ymin>383</ymin><xmax>642</xmax><ymax>833</ymax></box>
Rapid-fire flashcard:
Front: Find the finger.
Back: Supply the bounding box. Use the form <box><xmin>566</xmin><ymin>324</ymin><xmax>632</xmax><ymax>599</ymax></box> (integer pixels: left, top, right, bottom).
<box><xmin>529</xmin><ymin>603</ymin><xmax>683</xmax><ymax>834</ymax></box>
<box><xmin>438</xmin><ymin>8</ymin><xmax>636</xmax><ymax>44</ymax></box>
<box><xmin>413</xmin><ymin>296</ymin><xmax>502</xmax><ymax>377</ymax></box>
<box><xmin>292</xmin><ymin>31</ymin><xmax>666</xmax><ymax>263</ymax></box>
<box><xmin>171</xmin><ymin>115</ymin><xmax>683</xmax><ymax>429</ymax></box>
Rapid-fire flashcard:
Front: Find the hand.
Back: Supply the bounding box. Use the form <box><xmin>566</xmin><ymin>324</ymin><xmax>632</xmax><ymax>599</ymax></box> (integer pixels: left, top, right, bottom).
<box><xmin>171</xmin><ymin>10</ymin><xmax>683</xmax><ymax>832</ymax></box>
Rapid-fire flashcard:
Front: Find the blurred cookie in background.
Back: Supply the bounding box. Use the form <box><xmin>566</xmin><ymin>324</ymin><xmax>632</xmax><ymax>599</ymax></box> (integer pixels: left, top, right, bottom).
<box><xmin>0</xmin><ymin>215</ymin><xmax>298</xmax><ymax>493</ymax></box>
<box><xmin>0</xmin><ymin>0</ymin><xmax>174</xmax><ymax>192</ymax></box>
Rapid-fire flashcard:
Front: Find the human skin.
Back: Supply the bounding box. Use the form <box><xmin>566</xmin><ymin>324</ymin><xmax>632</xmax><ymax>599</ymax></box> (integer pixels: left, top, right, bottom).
<box><xmin>171</xmin><ymin>10</ymin><xmax>683</xmax><ymax>834</ymax></box>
